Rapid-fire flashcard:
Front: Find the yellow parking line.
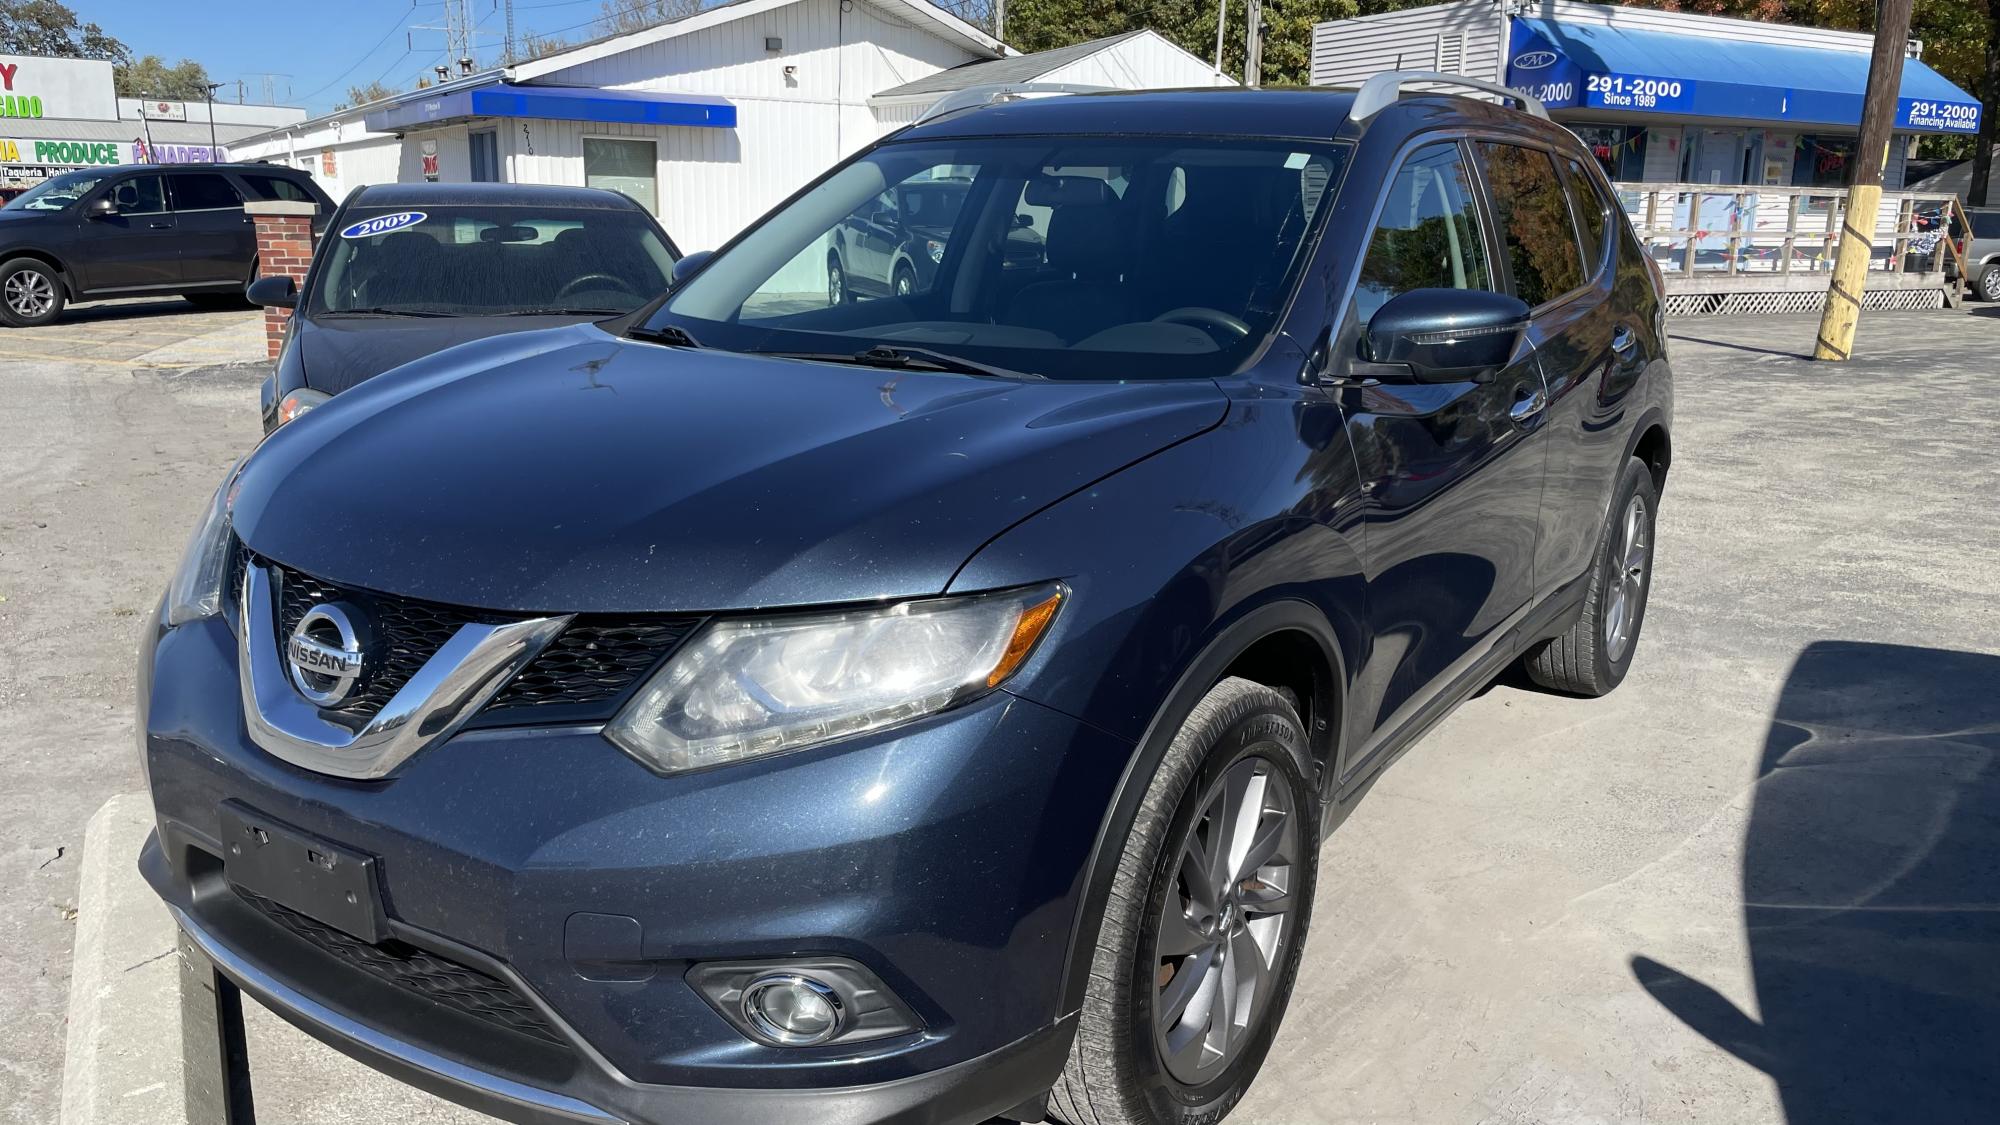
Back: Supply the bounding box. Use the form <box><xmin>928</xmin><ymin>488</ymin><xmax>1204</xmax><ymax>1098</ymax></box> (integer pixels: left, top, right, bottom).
<box><xmin>0</xmin><ymin>348</ymin><xmax>145</xmax><ymax>367</ymax></box>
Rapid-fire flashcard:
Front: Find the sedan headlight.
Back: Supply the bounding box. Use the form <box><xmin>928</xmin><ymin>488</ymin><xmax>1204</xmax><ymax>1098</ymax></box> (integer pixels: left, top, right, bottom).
<box><xmin>164</xmin><ymin>459</ymin><xmax>245</xmax><ymax>625</ymax></box>
<box><xmin>606</xmin><ymin>585</ymin><xmax>1063</xmax><ymax>774</ymax></box>
<box><xmin>273</xmin><ymin>387</ymin><xmax>331</xmax><ymax>428</ymax></box>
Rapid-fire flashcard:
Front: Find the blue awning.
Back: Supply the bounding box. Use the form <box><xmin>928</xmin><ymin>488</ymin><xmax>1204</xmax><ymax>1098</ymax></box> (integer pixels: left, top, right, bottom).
<box><xmin>365</xmin><ymin>82</ymin><xmax>735</xmax><ymax>133</ymax></box>
<box><xmin>1505</xmin><ymin>17</ymin><xmax>1979</xmax><ymax>134</ymax></box>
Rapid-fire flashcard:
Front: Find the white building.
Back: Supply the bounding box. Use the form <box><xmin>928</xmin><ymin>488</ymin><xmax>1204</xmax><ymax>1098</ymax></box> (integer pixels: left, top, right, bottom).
<box><xmin>0</xmin><ymin>53</ymin><xmax>306</xmax><ymax>185</ymax></box>
<box><xmin>227</xmin><ymin>2</ymin><xmax>1228</xmax><ymax>250</ymax></box>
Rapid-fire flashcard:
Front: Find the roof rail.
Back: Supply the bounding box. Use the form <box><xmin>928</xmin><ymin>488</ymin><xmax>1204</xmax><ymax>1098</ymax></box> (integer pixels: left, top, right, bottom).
<box><xmin>1348</xmin><ymin>71</ymin><xmax>1549</xmax><ymax>122</ymax></box>
<box><xmin>911</xmin><ymin>82</ymin><xmax>1113</xmax><ymax>127</ymax></box>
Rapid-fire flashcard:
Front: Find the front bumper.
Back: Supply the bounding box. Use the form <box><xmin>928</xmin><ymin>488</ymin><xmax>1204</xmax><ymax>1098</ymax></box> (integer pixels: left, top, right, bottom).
<box><xmin>140</xmin><ymin>610</ymin><xmax>1129</xmax><ymax>1124</ymax></box>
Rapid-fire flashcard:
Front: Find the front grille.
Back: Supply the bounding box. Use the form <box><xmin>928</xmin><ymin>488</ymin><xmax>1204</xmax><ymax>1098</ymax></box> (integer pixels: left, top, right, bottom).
<box><xmin>237</xmin><ymin>886</ymin><xmax>567</xmax><ymax>1047</ymax></box>
<box><xmin>252</xmin><ymin>553</ymin><xmax>700</xmax><ymax>723</ymax></box>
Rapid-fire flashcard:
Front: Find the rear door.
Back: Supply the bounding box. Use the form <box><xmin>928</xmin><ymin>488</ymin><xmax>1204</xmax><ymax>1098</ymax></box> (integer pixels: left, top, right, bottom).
<box><xmin>165</xmin><ymin>171</ymin><xmax>252</xmax><ymax>285</ymax></box>
<box><xmin>1338</xmin><ymin>138</ymin><xmax>1551</xmax><ymax>766</ymax></box>
<box><xmin>72</xmin><ymin>174</ymin><xmax>181</xmax><ymax>292</ymax></box>
<box><xmin>1490</xmin><ymin>146</ymin><xmax>1640</xmax><ymax>600</ymax></box>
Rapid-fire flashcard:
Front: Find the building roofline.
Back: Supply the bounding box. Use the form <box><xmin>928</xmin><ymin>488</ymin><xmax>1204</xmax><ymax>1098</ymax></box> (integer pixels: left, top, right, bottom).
<box><xmin>506</xmin><ymin>0</ymin><xmax>1010</xmax><ymax>82</ymax></box>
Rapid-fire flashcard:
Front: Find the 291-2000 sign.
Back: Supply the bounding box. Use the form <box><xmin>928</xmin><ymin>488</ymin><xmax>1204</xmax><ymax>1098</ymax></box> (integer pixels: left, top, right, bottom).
<box><xmin>1585</xmin><ymin>75</ymin><xmax>1684</xmax><ymax>108</ymax></box>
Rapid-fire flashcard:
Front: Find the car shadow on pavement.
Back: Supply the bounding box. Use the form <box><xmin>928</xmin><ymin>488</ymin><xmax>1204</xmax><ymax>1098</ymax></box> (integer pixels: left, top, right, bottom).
<box><xmin>60</xmin><ymin>298</ymin><xmax>248</xmax><ymax>325</ymax></box>
<box><xmin>1631</xmin><ymin>640</ymin><xmax>2000</xmax><ymax>1123</ymax></box>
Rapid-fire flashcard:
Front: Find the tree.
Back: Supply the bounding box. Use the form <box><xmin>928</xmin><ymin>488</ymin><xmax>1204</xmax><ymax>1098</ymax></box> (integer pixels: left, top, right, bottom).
<box><xmin>598</xmin><ymin>0</ymin><xmax>703</xmax><ymax>36</ymax></box>
<box><xmin>341</xmin><ymin>80</ymin><xmax>401</xmax><ymax>109</ymax></box>
<box><xmin>513</xmin><ymin>30</ymin><xmax>571</xmax><ymax>63</ymax></box>
<box><xmin>0</xmin><ymin>0</ymin><xmax>127</xmax><ymax>62</ymax></box>
<box><xmin>114</xmin><ymin>55</ymin><xmax>213</xmax><ymax>100</ymax></box>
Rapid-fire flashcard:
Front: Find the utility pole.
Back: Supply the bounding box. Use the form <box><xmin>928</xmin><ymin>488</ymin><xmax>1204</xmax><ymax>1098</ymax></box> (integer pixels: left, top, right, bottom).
<box><xmin>505</xmin><ymin>0</ymin><xmax>517</xmax><ymax>63</ymax></box>
<box><xmin>1812</xmin><ymin>0</ymin><xmax>1913</xmax><ymax>361</ymax></box>
<box><xmin>1244</xmin><ymin>0</ymin><xmax>1262</xmax><ymax>88</ymax></box>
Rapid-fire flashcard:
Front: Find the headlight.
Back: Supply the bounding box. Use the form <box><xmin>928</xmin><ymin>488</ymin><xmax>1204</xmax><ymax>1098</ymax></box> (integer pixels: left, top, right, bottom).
<box><xmin>163</xmin><ymin>459</ymin><xmax>245</xmax><ymax>625</ymax></box>
<box><xmin>926</xmin><ymin>239</ymin><xmax>946</xmax><ymax>264</ymax></box>
<box><xmin>606</xmin><ymin>585</ymin><xmax>1063</xmax><ymax>774</ymax></box>
<box><xmin>274</xmin><ymin>388</ymin><xmax>331</xmax><ymax>428</ymax></box>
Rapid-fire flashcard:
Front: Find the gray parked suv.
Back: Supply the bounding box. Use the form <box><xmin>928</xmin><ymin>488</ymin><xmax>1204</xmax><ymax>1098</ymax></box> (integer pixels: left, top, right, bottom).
<box><xmin>1961</xmin><ymin>207</ymin><xmax>2000</xmax><ymax>301</ymax></box>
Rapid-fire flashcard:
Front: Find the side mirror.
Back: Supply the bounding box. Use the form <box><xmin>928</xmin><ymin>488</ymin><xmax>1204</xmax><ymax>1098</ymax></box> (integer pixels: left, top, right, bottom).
<box><xmin>669</xmin><ymin>250</ymin><xmax>713</xmax><ymax>288</ymax></box>
<box><xmin>1361</xmin><ymin>289</ymin><xmax>1530</xmax><ymax>383</ymax></box>
<box><xmin>84</xmin><ymin>198</ymin><xmax>116</xmax><ymax>219</ymax></box>
<box><xmin>1014</xmin><ymin>213</ymin><xmax>1034</xmax><ymax>229</ymax></box>
<box><xmin>247</xmin><ymin>274</ymin><xmax>297</xmax><ymax>309</ymax></box>
<box><xmin>869</xmin><ymin>210</ymin><xmax>897</xmax><ymax>230</ymax></box>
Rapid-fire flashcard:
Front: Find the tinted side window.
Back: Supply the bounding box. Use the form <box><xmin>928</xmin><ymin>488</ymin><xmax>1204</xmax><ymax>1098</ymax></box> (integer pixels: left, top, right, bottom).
<box><xmin>1476</xmin><ymin>143</ymin><xmax>1583</xmax><ymax>306</ymax></box>
<box><xmin>1561</xmin><ymin>158</ymin><xmax>1609</xmax><ymax>277</ymax></box>
<box><xmin>108</xmin><ymin>175</ymin><xmax>165</xmax><ymax>215</ymax></box>
<box><xmin>239</xmin><ymin>173</ymin><xmax>313</xmax><ymax>203</ymax></box>
<box><xmin>1974</xmin><ymin>211</ymin><xmax>2000</xmax><ymax>240</ymax></box>
<box><xmin>1354</xmin><ymin>141</ymin><xmax>1493</xmax><ymax>322</ymax></box>
<box><xmin>167</xmin><ymin>173</ymin><xmax>243</xmax><ymax>211</ymax></box>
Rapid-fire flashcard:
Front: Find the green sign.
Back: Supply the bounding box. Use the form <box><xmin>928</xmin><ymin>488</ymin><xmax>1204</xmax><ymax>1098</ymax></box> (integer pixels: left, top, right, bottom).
<box><xmin>0</xmin><ymin>94</ymin><xmax>41</xmax><ymax>118</ymax></box>
<box><xmin>33</xmin><ymin>140</ymin><xmax>121</xmax><ymax>165</ymax></box>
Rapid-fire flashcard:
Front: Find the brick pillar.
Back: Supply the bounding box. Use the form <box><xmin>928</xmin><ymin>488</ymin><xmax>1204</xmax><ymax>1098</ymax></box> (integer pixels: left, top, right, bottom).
<box><xmin>244</xmin><ymin>200</ymin><xmax>319</xmax><ymax>359</ymax></box>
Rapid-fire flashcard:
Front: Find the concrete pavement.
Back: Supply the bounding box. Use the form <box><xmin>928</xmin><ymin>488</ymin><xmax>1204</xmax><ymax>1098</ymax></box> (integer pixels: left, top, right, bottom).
<box><xmin>12</xmin><ymin>307</ymin><xmax>1999</xmax><ymax>1124</ymax></box>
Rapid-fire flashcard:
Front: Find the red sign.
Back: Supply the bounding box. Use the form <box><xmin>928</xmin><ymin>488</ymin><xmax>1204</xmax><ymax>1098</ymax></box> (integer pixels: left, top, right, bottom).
<box><xmin>420</xmin><ymin>152</ymin><xmax>439</xmax><ymax>180</ymax></box>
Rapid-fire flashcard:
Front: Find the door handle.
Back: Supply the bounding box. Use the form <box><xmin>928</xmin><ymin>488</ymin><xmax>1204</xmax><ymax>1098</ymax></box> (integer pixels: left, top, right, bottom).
<box><xmin>1509</xmin><ymin>387</ymin><xmax>1548</xmax><ymax>424</ymax></box>
<box><xmin>1611</xmin><ymin>326</ymin><xmax>1638</xmax><ymax>356</ymax></box>
<box><xmin>148</xmin><ymin>221</ymin><xmax>172</xmax><ymax>229</ymax></box>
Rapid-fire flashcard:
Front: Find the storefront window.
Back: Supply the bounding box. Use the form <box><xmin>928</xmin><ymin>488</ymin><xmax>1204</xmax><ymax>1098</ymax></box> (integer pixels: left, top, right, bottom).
<box><xmin>1567</xmin><ymin>124</ymin><xmax>1646</xmax><ymax>183</ymax></box>
<box><xmin>584</xmin><ymin>137</ymin><xmax>658</xmax><ymax>213</ymax></box>
<box><xmin>1792</xmin><ymin>135</ymin><xmax>1855</xmax><ymax>188</ymax></box>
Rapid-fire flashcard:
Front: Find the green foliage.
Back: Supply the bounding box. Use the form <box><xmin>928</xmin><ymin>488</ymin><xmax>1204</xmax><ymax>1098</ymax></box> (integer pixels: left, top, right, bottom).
<box><xmin>334</xmin><ymin>81</ymin><xmax>401</xmax><ymax>111</ymax></box>
<box><xmin>114</xmin><ymin>54</ymin><xmax>212</xmax><ymax>100</ymax></box>
<box><xmin>1008</xmin><ymin>0</ymin><xmax>1376</xmax><ymax>86</ymax></box>
<box><xmin>0</xmin><ymin>0</ymin><xmax>127</xmax><ymax>62</ymax></box>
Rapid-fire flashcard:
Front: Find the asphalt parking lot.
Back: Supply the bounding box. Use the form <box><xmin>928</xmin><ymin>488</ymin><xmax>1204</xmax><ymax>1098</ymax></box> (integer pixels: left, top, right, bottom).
<box><xmin>2</xmin><ymin>302</ymin><xmax>1995</xmax><ymax>1124</ymax></box>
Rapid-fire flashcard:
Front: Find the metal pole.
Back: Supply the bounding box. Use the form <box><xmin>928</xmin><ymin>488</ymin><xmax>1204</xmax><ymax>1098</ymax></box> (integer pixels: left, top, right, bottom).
<box><xmin>179</xmin><ymin>928</ymin><xmax>257</xmax><ymax>1125</ymax></box>
<box><xmin>204</xmin><ymin>82</ymin><xmax>224</xmax><ymax>162</ymax></box>
<box><xmin>1214</xmin><ymin>0</ymin><xmax>1227</xmax><ymax>72</ymax></box>
<box><xmin>1244</xmin><ymin>0</ymin><xmax>1263</xmax><ymax>88</ymax></box>
<box><xmin>994</xmin><ymin>0</ymin><xmax>1004</xmax><ymax>43</ymax></box>
<box><xmin>1812</xmin><ymin>0</ymin><xmax>1912</xmax><ymax>361</ymax></box>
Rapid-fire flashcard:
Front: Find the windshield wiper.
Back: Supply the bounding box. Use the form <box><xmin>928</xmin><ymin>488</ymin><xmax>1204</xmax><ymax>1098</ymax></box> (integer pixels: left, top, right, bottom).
<box><xmin>764</xmin><ymin>345</ymin><xmax>1045</xmax><ymax>381</ymax></box>
<box><xmin>318</xmin><ymin>307</ymin><xmax>457</xmax><ymax>319</ymax></box>
<box><xmin>627</xmin><ymin>323</ymin><xmax>703</xmax><ymax>348</ymax></box>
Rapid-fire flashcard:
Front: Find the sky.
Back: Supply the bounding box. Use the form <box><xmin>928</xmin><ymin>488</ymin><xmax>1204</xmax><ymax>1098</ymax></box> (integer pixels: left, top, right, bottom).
<box><xmin>86</xmin><ymin>0</ymin><xmax>618</xmax><ymax>116</ymax></box>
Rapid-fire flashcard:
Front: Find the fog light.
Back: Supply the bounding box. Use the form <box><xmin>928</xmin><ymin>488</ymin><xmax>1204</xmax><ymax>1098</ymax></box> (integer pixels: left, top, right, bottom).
<box><xmin>741</xmin><ymin>974</ymin><xmax>843</xmax><ymax>1046</ymax></box>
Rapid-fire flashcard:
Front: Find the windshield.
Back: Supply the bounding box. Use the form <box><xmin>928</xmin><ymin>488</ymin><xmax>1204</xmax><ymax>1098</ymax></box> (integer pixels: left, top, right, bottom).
<box><xmin>311</xmin><ymin>204</ymin><xmax>677</xmax><ymax>317</ymax></box>
<box><xmin>7</xmin><ymin>170</ymin><xmax>109</xmax><ymax>211</ymax></box>
<box><xmin>651</xmin><ymin>136</ymin><xmax>1349</xmax><ymax>380</ymax></box>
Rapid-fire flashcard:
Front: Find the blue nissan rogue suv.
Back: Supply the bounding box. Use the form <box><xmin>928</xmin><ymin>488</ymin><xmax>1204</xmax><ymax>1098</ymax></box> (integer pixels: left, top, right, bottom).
<box><xmin>140</xmin><ymin>76</ymin><xmax>1672</xmax><ymax>1125</ymax></box>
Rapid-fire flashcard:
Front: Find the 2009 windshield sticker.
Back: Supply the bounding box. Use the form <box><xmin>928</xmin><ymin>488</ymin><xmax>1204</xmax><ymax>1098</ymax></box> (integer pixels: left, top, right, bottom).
<box><xmin>339</xmin><ymin>211</ymin><xmax>428</xmax><ymax>239</ymax></box>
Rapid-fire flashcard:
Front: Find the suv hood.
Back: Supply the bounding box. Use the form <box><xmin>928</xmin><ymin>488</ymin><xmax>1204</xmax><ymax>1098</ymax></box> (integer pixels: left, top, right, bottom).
<box><xmin>233</xmin><ymin>324</ymin><xmax>1227</xmax><ymax>613</ymax></box>
<box><xmin>297</xmin><ymin>313</ymin><xmax>604</xmax><ymax>395</ymax></box>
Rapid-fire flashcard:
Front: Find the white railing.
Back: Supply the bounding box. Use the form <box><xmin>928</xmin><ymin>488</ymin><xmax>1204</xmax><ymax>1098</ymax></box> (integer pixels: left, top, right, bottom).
<box><xmin>1616</xmin><ymin>183</ymin><xmax>1962</xmax><ymax>281</ymax></box>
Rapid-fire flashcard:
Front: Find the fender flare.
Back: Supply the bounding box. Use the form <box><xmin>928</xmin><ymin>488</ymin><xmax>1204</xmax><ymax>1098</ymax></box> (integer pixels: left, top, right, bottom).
<box><xmin>1053</xmin><ymin>597</ymin><xmax>1349</xmax><ymax>1018</ymax></box>
<box><xmin>0</xmin><ymin>245</ymin><xmax>77</xmax><ymax>298</ymax></box>
<box><xmin>1620</xmin><ymin>404</ymin><xmax>1671</xmax><ymax>478</ymax></box>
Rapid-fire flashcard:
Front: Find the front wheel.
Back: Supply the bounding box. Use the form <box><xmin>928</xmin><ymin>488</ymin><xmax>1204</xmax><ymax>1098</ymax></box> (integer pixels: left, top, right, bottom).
<box><xmin>827</xmin><ymin>252</ymin><xmax>850</xmax><ymax>306</ymax></box>
<box><xmin>1520</xmin><ymin>456</ymin><xmax>1659</xmax><ymax>696</ymax></box>
<box><xmin>1978</xmin><ymin>263</ymin><xmax>2000</xmax><ymax>303</ymax></box>
<box><xmin>0</xmin><ymin>257</ymin><xmax>65</xmax><ymax>327</ymax></box>
<box><xmin>1047</xmin><ymin>677</ymin><xmax>1319</xmax><ymax>1125</ymax></box>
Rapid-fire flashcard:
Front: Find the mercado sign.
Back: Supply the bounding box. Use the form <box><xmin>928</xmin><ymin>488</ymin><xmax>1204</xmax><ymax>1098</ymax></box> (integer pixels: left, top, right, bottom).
<box><xmin>1504</xmin><ymin>22</ymin><xmax>1981</xmax><ymax>135</ymax></box>
<box><xmin>0</xmin><ymin>55</ymin><xmax>117</xmax><ymax>121</ymax></box>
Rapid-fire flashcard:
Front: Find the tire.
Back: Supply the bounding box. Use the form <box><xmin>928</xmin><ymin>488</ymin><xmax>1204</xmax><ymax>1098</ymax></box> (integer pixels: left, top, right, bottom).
<box><xmin>892</xmin><ymin>263</ymin><xmax>916</xmax><ymax>300</ymax></box>
<box><xmin>1047</xmin><ymin>677</ymin><xmax>1320</xmax><ymax>1125</ymax></box>
<box><xmin>1521</xmin><ymin>456</ymin><xmax>1659</xmax><ymax>696</ymax></box>
<box><xmin>0</xmin><ymin>257</ymin><xmax>65</xmax><ymax>328</ymax></box>
<box><xmin>1978</xmin><ymin>264</ymin><xmax>2000</xmax><ymax>303</ymax></box>
<box><xmin>827</xmin><ymin>252</ymin><xmax>850</xmax><ymax>306</ymax></box>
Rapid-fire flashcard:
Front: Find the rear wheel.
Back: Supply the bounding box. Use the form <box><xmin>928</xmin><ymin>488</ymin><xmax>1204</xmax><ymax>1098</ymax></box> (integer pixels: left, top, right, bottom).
<box><xmin>1978</xmin><ymin>263</ymin><xmax>2000</xmax><ymax>302</ymax></box>
<box><xmin>0</xmin><ymin>257</ymin><xmax>64</xmax><ymax>328</ymax></box>
<box><xmin>1521</xmin><ymin>456</ymin><xmax>1659</xmax><ymax>696</ymax></box>
<box><xmin>827</xmin><ymin>252</ymin><xmax>850</xmax><ymax>305</ymax></box>
<box><xmin>1047</xmin><ymin>677</ymin><xmax>1318</xmax><ymax>1125</ymax></box>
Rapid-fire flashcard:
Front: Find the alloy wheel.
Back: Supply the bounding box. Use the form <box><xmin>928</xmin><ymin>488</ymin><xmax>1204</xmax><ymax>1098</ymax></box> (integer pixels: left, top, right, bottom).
<box><xmin>5</xmin><ymin>269</ymin><xmax>54</xmax><ymax>318</ymax></box>
<box><xmin>1603</xmin><ymin>494</ymin><xmax>1650</xmax><ymax>661</ymax></box>
<box><xmin>1153</xmin><ymin>753</ymin><xmax>1302</xmax><ymax>1087</ymax></box>
<box><xmin>828</xmin><ymin>261</ymin><xmax>846</xmax><ymax>305</ymax></box>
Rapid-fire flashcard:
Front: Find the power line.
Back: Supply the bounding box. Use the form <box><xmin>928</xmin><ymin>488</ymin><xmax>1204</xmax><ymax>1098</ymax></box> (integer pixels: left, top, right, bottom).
<box><xmin>299</xmin><ymin>3</ymin><xmax>426</xmax><ymax>103</ymax></box>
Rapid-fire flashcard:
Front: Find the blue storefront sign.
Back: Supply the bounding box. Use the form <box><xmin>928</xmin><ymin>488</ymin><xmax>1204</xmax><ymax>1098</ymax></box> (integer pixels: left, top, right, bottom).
<box><xmin>1504</xmin><ymin>17</ymin><xmax>1980</xmax><ymax>134</ymax></box>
